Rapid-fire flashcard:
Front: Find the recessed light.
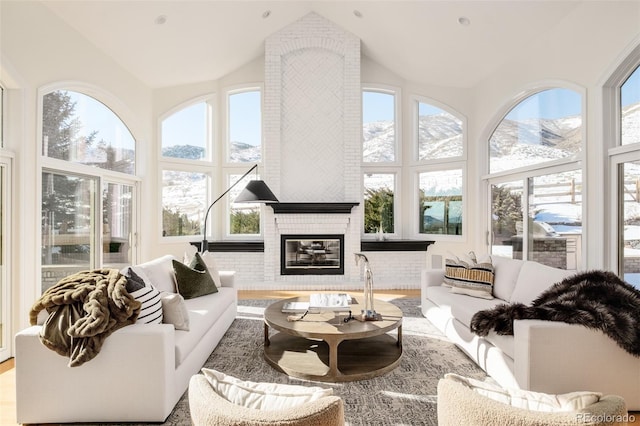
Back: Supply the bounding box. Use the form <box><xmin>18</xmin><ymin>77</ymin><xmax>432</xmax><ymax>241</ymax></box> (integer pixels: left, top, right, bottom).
<box><xmin>262</xmin><ymin>10</ymin><xmax>271</xmax><ymax>19</ymax></box>
<box><xmin>353</xmin><ymin>10</ymin><xmax>363</xmax><ymax>18</ymax></box>
<box><xmin>155</xmin><ymin>15</ymin><xmax>167</xmax><ymax>25</ymax></box>
<box><xmin>457</xmin><ymin>16</ymin><xmax>471</xmax><ymax>26</ymax></box>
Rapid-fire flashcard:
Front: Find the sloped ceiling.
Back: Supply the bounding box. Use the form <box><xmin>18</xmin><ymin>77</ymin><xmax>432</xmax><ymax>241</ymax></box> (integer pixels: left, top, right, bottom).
<box><xmin>41</xmin><ymin>0</ymin><xmax>586</xmax><ymax>89</ymax></box>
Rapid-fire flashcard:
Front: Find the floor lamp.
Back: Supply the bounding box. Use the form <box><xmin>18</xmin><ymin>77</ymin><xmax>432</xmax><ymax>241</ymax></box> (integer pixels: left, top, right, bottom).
<box><xmin>201</xmin><ymin>164</ymin><xmax>278</xmax><ymax>252</ymax></box>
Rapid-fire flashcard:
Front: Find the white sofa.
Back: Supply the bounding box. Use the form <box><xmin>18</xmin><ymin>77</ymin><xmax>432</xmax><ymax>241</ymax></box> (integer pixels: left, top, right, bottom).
<box><xmin>422</xmin><ymin>255</ymin><xmax>640</xmax><ymax>410</ymax></box>
<box><xmin>15</xmin><ymin>254</ymin><xmax>237</xmax><ymax>424</ymax></box>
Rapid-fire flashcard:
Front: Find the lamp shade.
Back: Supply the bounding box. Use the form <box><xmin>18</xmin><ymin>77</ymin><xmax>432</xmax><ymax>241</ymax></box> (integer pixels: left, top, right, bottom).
<box><xmin>235</xmin><ymin>180</ymin><xmax>279</xmax><ymax>203</ymax></box>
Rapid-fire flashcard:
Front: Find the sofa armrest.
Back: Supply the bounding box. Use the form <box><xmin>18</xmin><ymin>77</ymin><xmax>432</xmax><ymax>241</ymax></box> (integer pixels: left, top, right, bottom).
<box><xmin>15</xmin><ymin>323</ymin><xmax>177</xmax><ymax>423</ymax></box>
<box><xmin>218</xmin><ymin>271</ymin><xmax>236</xmax><ymax>288</ymax></box>
<box><xmin>513</xmin><ymin>319</ymin><xmax>640</xmax><ymax>408</ymax></box>
<box><xmin>422</xmin><ymin>269</ymin><xmax>445</xmax><ymax>287</ymax></box>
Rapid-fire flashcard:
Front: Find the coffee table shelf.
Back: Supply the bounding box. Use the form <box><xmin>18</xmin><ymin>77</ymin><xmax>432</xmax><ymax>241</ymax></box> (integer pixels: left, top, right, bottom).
<box><xmin>263</xmin><ymin>296</ymin><xmax>403</xmax><ymax>382</ymax></box>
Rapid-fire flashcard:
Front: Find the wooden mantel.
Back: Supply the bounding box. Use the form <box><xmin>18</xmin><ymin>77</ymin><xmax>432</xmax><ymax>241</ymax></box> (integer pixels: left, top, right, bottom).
<box><xmin>267</xmin><ymin>202</ymin><xmax>359</xmax><ymax>214</ymax></box>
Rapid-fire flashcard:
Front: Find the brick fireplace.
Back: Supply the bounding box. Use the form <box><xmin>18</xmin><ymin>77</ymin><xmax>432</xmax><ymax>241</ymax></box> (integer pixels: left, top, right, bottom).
<box><xmin>261</xmin><ymin>13</ymin><xmax>363</xmax><ymax>286</ymax></box>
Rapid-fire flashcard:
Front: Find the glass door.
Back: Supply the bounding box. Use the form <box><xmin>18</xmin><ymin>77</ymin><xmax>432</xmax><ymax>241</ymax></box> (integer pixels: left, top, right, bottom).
<box><xmin>0</xmin><ymin>158</ymin><xmax>11</xmax><ymax>362</ymax></box>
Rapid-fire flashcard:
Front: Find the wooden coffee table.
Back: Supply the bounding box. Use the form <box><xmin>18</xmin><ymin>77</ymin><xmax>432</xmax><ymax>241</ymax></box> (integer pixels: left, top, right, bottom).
<box><xmin>263</xmin><ymin>296</ymin><xmax>403</xmax><ymax>382</ymax></box>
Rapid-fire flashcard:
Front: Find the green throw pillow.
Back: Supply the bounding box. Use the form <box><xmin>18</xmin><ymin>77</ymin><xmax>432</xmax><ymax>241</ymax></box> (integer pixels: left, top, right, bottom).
<box><xmin>172</xmin><ymin>258</ymin><xmax>218</xmax><ymax>300</ymax></box>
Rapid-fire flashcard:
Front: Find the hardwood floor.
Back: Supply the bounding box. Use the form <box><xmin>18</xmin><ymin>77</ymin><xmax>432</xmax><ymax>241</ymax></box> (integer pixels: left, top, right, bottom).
<box><xmin>2</xmin><ymin>289</ymin><xmax>638</xmax><ymax>425</ymax></box>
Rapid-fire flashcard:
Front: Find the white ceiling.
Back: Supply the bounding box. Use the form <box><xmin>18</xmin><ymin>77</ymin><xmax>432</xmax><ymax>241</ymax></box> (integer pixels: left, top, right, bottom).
<box><xmin>41</xmin><ymin>0</ymin><xmax>586</xmax><ymax>89</ymax></box>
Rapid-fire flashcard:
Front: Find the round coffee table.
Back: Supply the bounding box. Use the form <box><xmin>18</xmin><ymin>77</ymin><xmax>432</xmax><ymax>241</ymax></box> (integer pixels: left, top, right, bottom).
<box><xmin>263</xmin><ymin>296</ymin><xmax>403</xmax><ymax>382</ymax></box>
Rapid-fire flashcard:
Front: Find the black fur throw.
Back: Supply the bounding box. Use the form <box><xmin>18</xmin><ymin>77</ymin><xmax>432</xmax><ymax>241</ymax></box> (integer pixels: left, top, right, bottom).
<box><xmin>470</xmin><ymin>270</ymin><xmax>640</xmax><ymax>356</ymax></box>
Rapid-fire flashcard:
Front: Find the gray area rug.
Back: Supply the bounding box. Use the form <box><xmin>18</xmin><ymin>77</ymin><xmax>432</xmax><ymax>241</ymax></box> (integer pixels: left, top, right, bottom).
<box><xmin>156</xmin><ymin>297</ymin><xmax>486</xmax><ymax>426</ymax></box>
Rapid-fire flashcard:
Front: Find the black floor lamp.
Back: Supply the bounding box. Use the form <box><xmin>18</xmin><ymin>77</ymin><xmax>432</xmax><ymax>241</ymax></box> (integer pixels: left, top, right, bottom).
<box><xmin>201</xmin><ymin>164</ymin><xmax>278</xmax><ymax>252</ymax></box>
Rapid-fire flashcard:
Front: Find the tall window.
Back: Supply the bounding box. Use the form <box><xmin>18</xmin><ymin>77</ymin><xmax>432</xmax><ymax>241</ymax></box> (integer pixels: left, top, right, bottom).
<box><xmin>40</xmin><ymin>87</ymin><xmax>138</xmax><ymax>292</ymax></box>
<box><xmin>487</xmin><ymin>88</ymin><xmax>583</xmax><ymax>269</ymax></box>
<box><xmin>226</xmin><ymin>88</ymin><xmax>264</xmax><ymax>237</ymax></box>
<box><xmin>160</xmin><ymin>98</ymin><xmax>212</xmax><ymax>239</ymax></box>
<box><xmin>228</xmin><ymin>89</ymin><xmax>261</xmax><ymax>163</ymax></box>
<box><xmin>414</xmin><ymin>97</ymin><xmax>466</xmax><ymax>239</ymax></box>
<box><xmin>610</xmin><ymin>59</ymin><xmax>640</xmax><ymax>286</ymax></box>
<box><xmin>363</xmin><ymin>89</ymin><xmax>396</xmax><ymax>163</ymax></box>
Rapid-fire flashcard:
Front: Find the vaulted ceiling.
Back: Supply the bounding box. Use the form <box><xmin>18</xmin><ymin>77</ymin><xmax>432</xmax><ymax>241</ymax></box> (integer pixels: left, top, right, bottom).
<box><xmin>41</xmin><ymin>1</ymin><xmax>597</xmax><ymax>89</ymax></box>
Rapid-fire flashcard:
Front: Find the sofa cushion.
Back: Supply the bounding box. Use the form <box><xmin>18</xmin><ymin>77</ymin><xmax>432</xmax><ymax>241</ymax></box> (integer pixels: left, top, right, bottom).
<box><xmin>427</xmin><ymin>286</ymin><xmax>503</xmax><ymax>328</ymax></box>
<box><xmin>131</xmin><ymin>255</ymin><xmax>178</xmax><ymax>293</ymax></box>
<box><xmin>491</xmin><ymin>256</ymin><xmax>525</xmax><ymax>301</ymax></box>
<box><xmin>510</xmin><ymin>262</ymin><xmax>576</xmax><ymax>305</ymax></box>
<box><xmin>173</xmin><ymin>287</ymin><xmax>235</xmax><ymax>366</ymax></box>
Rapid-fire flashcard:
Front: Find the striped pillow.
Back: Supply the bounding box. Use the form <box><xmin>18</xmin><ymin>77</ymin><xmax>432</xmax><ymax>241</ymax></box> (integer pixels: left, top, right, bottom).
<box><xmin>129</xmin><ymin>283</ymin><xmax>163</xmax><ymax>324</ymax></box>
<box><xmin>444</xmin><ymin>252</ymin><xmax>495</xmax><ymax>299</ymax></box>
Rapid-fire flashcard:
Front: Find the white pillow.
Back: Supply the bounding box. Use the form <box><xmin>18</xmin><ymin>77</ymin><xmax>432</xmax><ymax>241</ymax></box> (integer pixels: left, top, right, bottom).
<box><xmin>198</xmin><ymin>251</ymin><xmax>222</xmax><ymax>287</ymax></box>
<box><xmin>444</xmin><ymin>374</ymin><xmax>601</xmax><ymax>412</ymax></box>
<box><xmin>160</xmin><ymin>292</ymin><xmax>190</xmax><ymax>331</ymax></box>
<box><xmin>201</xmin><ymin>368</ymin><xmax>333</xmax><ymax>411</ymax></box>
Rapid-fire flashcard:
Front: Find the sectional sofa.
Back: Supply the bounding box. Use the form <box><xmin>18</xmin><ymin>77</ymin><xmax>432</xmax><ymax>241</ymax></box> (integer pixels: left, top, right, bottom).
<box><xmin>15</xmin><ymin>254</ymin><xmax>237</xmax><ymax>423</ymax></box>
<box><xmin>422</xmin><ymin>255</ymin><xmax>640</xmax><ymax>410</ymax></box>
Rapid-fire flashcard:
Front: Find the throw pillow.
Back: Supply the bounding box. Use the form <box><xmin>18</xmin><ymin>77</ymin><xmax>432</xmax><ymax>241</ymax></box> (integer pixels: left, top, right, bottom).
<box><xmin>173</xmin><ymin>259</ymin><xmax>218</xmax><ymax>299</ymax></box>
<box><xmin>160</xmin><ymin>292</ymin><xmax>190</xmax><ymax>331</ymax></box>
<box><xmin>444</xmin><ymin>251</ymin><xmax>495</xmax><ymax>299</ymax></box>
<box><xmin>201</xmin><ymin>368</ymin><xmax>333</xmax><ymax>411</ymax></box>
<box><xmin>125</xmin><ymin>268</ymin><xmax>146</xmax><ymax>293</ymax></box>
<box><xmin>128</xmin><ymin>282</ymin><xmax>163</xmax><ymax>324</ymax></box>
<box><xmin>444</xmin><ymin>374</ymin><xmax>602</xmax><ymax>412</ymax></box>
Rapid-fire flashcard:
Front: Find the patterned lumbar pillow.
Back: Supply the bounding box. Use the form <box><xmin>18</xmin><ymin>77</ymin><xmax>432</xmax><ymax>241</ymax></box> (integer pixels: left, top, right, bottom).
<box><xmin>444</xmin><ymin>252</ymin><xmax>495</xmax><ymax>299</ymax></box>
<box><xmin>173</xmin><ymin>253</ymin><xmax>218</xmax><ymax>299</ymax></box>
<box><xmin>126</xmin><ymin>268</ymin><xmax>163</xmax><ymax>324</ymax></box>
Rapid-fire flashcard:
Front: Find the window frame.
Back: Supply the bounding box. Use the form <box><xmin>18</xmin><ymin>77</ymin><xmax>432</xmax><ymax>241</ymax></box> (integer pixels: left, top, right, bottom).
<box><xmin>159</xmin><ymin>95</ymin><xmax>214</xmax><ymax>164</ymax></box>
<box><xmin>362</xmin><ymin>85</ymin><xmax>401</xmax><ymax>165</ymax></box>
<box><xmin>481</xmin><ymin>82</ymin><xmax>586</xmax><ymax>265</ymax></box>
<box><xmin>225</xmin><ymin>85</ymin><xmax>263</xmax><ymax>165</ymax></box>
<box><xmin>412</xmin><ymin>162</ymin><xmax>467</xmax><ymax>241</ymax></box>
<box><xmin>411</xmin><ymin>95</ymin><xmax>466</xmax><ymax>165</ymax></box>
<box><xmin>37</xmin><ymin>82</ymin><xmax>141</xmax><ymax>294</ymax></box>
<box><xmin>361</xmin><ymin>170</ymin><xmax>401</xmax><ymax>240</ymax></box>
<box><xmin>604</xmin><ymin>42</ymin><xmax>640</xmax><ymax>277</ymax></box>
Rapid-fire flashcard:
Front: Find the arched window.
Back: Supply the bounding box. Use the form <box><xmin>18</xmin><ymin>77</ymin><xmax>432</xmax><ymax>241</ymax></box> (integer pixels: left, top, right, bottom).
<box><xmin>489</xmin><ymin>88</ymin><xmax>582</xmax><ymax>174</ymax></box>
<box><xmin>486</xmin><ymin>87</ymin><xmax>584</xmax><ymax>269</ymax></box>
<box><xmin>621</xmin><ymin>65</ymin><xmax>640</xmax><ymax>146</ymax></box>
<box><xmin>42</xmin><ymin>90</ymin><xmax>135</xmax><ymax>174</ymax></box>
<box><xmin>40</xmin><ymin>86</ymin><xmax>138</xmax><ymax>292</ymax></box>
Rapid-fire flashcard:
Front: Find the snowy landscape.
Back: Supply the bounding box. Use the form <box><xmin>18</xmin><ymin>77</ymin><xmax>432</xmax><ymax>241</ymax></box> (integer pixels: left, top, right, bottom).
<box><xmin>162</xmin><ymin>101</ymin><xmax>640</xmax><ymax>252</ymax></box>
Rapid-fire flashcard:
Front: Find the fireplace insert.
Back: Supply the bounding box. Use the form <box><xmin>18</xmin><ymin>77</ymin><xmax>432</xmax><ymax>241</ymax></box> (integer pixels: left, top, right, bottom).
<box><xmin>281</xmin><ymin>234</ymin><xmax>344</xmax><ymax>275</ymax></box>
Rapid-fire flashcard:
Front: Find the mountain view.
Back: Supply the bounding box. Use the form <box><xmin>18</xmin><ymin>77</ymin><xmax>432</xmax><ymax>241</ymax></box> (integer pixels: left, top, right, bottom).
<box><xmin>163</xmin><ymin>103</ymin><xmax>640</xmax><ymax>238</ymax></box>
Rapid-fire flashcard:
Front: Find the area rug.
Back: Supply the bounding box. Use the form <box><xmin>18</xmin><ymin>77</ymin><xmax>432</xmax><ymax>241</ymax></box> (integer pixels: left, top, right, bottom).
<box><xmin>130</xmin><ymin>298</ymin><xmax>486</xmax><ymax>426</ymax></box>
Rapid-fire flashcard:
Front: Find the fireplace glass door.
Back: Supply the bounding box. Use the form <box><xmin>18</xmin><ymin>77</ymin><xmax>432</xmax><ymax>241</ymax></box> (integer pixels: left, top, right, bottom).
<box><xmin>281</xmin><ymin>234</ymin><xmax>344</xmax><ymax>275</ymax></box>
